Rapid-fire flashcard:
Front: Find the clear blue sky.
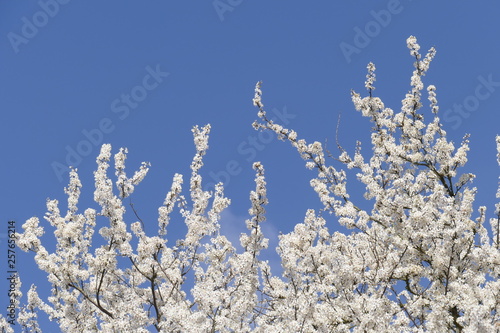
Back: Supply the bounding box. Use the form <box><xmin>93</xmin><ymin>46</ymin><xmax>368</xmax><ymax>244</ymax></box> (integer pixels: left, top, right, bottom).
<box><xmin>1</xmin><ymin>1</ymin><xmax>500</xmax><ymax>330</ymax></box>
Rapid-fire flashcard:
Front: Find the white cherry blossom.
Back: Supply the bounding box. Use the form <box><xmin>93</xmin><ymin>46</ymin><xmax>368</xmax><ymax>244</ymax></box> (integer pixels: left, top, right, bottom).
<box><xmin>6</xmin><ymin>37</ymin><xmax>499</xmax><ymax>332</ymax></box>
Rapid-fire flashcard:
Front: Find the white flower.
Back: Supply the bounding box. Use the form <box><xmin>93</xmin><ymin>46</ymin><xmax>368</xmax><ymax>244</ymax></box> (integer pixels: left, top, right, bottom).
<box><xmin>13</xmin><ymin>37</ymin><xmax>500</xmax><ymax>332</ymax></box>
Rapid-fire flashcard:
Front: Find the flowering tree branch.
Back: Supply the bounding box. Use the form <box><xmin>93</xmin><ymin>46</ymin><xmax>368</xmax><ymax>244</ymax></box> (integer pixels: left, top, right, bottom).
<box><xmin>2</xmin><ymin>36</ymin><xmax>499</xmax><ymax>332</ymax></box>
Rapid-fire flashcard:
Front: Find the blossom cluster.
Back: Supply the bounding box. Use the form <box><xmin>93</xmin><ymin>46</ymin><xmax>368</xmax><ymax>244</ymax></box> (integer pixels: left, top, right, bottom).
<box><xmin>1</xmin><ymin>36</ymin><xmax>499</xmax><ymax>332</ymax></box>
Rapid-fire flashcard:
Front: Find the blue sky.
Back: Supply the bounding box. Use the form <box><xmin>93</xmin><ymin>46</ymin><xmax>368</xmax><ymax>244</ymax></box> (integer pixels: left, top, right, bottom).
<box><xmin>1</xmin><ymin>1</ymin><xmax>500</xmax><ymax>330</ymax></box>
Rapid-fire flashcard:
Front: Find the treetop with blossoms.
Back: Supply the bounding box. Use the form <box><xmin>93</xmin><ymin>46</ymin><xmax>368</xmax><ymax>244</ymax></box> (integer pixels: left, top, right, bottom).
<box><xmin>1</xmin><ymin>36</ymin><xmax>499</xmax><ymax>332</ymax></box>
